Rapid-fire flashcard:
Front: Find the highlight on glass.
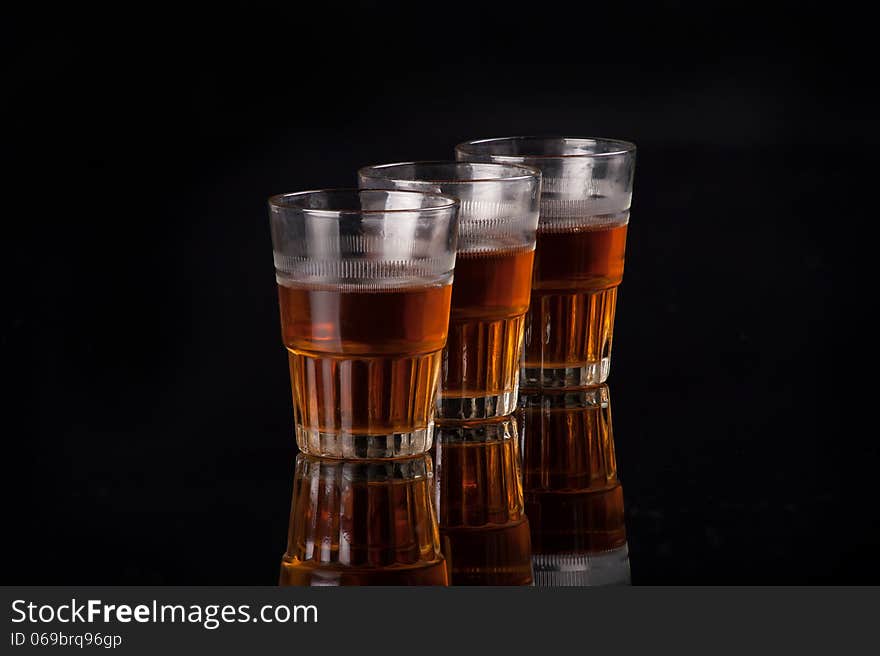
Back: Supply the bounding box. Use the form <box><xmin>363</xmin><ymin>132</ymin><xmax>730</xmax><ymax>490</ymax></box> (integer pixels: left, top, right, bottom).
<box><xmin>358</xmin><ymin>162</ymin><xmax>541</xmax><ymax>419</ymax></box>
<box><xmin>455</xmin><ymin>138</ymin><xmax>636</xmax><ymax>389</ymax></box>
<box><xmin>268</xmin><ymin>188</ymin><xmax>460</xmax><ymax>458</ymax></box>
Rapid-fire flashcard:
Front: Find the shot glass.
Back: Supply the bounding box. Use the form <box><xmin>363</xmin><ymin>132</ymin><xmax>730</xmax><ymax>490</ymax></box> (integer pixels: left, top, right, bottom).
<box><xmin>456</xmin><ymin>138</ymin><xmax>636</xmax><ymax>389</ymax></box>
<box><xmin>268</xmin><ymin>188</ymin><xmax>460</xmax><ymax>458</ymax></box>
<box><xmin>279</xmin><ymin>454</ymin><xmax>448</xmax><ymax>586</ymax></box>
<box><xmin>358</xmin><ymin>162</ymin><xmax>540</xmax><ymax>419</ymax></box>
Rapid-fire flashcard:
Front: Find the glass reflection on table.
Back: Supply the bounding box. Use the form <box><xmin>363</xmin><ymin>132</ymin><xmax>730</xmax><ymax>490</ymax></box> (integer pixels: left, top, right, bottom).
<box><xmin>519</xmin><ymin>385</ymin><xmax>630</xmax><ymax>586</ymax></box>
<box><xmin>432</xmin><ymin>417</ymin><xmax>533</xmax><ymax>586</ymax></box>
<box><xmin>279</xmin><ymin>454</ymin><xmax>448</xmax><ymax>586</ymax></box>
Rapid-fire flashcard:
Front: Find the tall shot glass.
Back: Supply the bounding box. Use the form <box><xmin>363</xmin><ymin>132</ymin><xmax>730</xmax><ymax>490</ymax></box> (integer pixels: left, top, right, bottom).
<box><xmin>359</xmin><ymin>162</ymin><xmax>541</xmax><ymax>420</ymax></box>
<box><xmin>456</xmin><ymin>138</ymin><xmax>636</xmax><ymax>389</ymax></box>
<box><xmin>268</xmin><ymin>189</ymin><xmax>460</xmax><ymax>458</ymax></box>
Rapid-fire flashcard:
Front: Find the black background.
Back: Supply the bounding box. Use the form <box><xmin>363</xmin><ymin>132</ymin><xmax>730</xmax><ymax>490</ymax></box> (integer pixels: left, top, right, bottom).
<box><xmin>3</xmin><ymin>2</ymin><xmax>875</xmax><ymax>584</ymax></box>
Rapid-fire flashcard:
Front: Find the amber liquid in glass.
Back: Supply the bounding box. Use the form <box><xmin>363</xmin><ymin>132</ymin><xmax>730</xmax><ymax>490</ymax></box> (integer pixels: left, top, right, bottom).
<box><xmin>278</xmin><ymin>280</ymin><xmax>452</xmax><ymax>455</ymax></box>
<box><xmin>434</xmin><ymin>430</ymin><xmax>533</xmax><ymax>585</ymax></box>
<box><xmin>524</xmin><ymin>221</ymin><xmax>627</xmax><ymax>376</ymax></box>
<box><xmin>279</xmin><ymin>456</ymin><xmax>448</xmax><ymax>586</ymax></box>
<box><xmin>441</xmin><ymin>247</ymin><xmax>533</xmax><ymax>414</ymax></box>
<box><xmin>520</xmin><ymin>391</ymin><xmax>626</xmax><ymax>554</ymax></box>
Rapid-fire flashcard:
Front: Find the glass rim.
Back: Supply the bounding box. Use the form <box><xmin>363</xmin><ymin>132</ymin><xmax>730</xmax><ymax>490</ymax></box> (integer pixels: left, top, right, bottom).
<box><xmin>455</xmin><ymin>136</ymin><xmax>637</xmax><ymax>160</ymax></box>
<box><xmin>267</xmin><ymin>187</ymin><xmax>459</xmax><ymax>216</ymax></box>
<box><xmin>358</xmin><ymin>160</ymin><xmax>542</xmax><ymax>185</ymax></box>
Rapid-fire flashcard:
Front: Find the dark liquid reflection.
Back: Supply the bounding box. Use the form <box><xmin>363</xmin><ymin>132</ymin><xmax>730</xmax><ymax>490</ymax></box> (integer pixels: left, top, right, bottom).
<box><xmin>279</xmin><ymin>454</ymin><xmax>448</xmax><ymax>586</ymax></box>
<box><xmin>519</xmin><ymin>385</ymin><xmax>630</xmax><ymax>586</ymax></box>
<box><xmin>433</xmin><ymin>418</ymin><xmax>533</xmax><ymax>586</ymax></box>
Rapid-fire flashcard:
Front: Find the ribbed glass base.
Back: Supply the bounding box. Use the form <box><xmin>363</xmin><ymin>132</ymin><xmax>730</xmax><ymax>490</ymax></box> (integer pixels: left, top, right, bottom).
<box><xmin>295</xmin><ymin>424</ymin><xmax>433</xmax><ymax>459</ymax></box>
<box><xmin>521</xmin><ymin>358</ymin><xmax>610</xmax><ymax>390</ymax></box>
<box><xmin>437</xmin><ymin>388</ymin><xmax>519</xmax><ymax>421</ymax></box>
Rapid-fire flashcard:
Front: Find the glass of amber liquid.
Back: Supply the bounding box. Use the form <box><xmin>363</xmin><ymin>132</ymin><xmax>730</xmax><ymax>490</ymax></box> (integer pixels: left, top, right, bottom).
<box><xmin>358</xmin><ymin>162</ymin><xmax>540</xmax><ymax>419</ymax></box>
<box><xmin>279</xmin><ymin>454</ymin><xmax>448</xmax><ymax>586</ymax></box>
<box><xmin>267</xmin><ymin>189</ymin><xmax>460</xmax><ymax>458</ymax></box>
<box><xmin>456</xmin><ymin>138</ymin><xmax>636</xmax><ymax>389</ymax></box>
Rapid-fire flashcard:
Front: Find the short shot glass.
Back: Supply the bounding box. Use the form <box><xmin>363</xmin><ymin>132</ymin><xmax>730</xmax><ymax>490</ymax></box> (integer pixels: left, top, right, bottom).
<box><xmin>268</xmin><ymin>188</ymin><xmax>460</xmax><ymax>458</ymax></box>
<box><xmin>359</xmin><ymin>162</ymin><xmax>540</xmax><ymax>419</ymax></box>
<box><xmin>456</xmin><ymin>138</ymin><xmax>636</xmax><ymax>389</ymax></box>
